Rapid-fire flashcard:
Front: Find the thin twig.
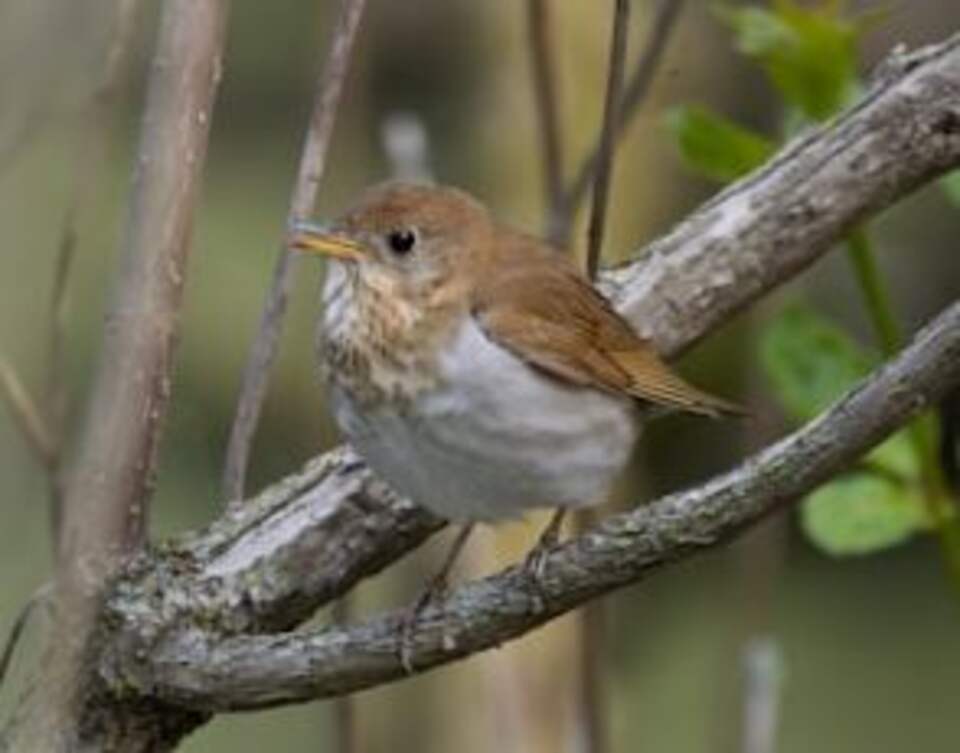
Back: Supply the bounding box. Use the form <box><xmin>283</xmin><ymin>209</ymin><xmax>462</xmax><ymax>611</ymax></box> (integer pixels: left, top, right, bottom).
<box><xmin>526</xmin><ymin>0</ymin><xmax>565</xmax><ymax>237</ymax></box>
<box><xmin>330</xmin><ymin>597</ymin><xmax>359</xmax><ymax>753</ymax></box>
<box><xmin>0</xmin><ymin>584</ymin><xmax>53</xmax><ymax>695</ymax></box>
<box><xmin>572</xmin><ymin>508</ymin><xmax>609</xmax><ymax>753</ymax></box>
<box><xmin>554</xmin><ymin>0</ymin><xmax>685</xmax><ymax>245</ymax></box>
<box><xmin>222</xmin><ymin>0</ymin><xmax>368</xmax><ymax>503</ymax></box>
<box><xmin>0</xmin><ymin>0</ymin><xmax>141</xmax><ymax>181</ymax></box>
<box><xmin>585</xmin><ymin>0</ymin><xmax>630</xmax><ymax>280</ymax></box>
<box><xmin>0</xmin><ymin>357</ymin><xmax>55</xmax><ymax>468</ymax></box>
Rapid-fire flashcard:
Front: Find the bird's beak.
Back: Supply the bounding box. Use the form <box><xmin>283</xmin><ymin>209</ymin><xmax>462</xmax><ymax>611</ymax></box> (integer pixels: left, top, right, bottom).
<box><xmin>289</xmin><ymin>221</ymin><xmax>367</xmax><ymax>262</ymax></box>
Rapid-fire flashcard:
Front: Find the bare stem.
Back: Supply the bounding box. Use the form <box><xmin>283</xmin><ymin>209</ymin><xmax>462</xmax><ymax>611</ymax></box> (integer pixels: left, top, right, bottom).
<box><xmin>845</xmin><ymin>226</ymin><xmax>960</xmax><ymax>590</ymax></box>
<box><xmin>585</xmin><ymin>0</ymin><xmax>631</xmax><ymax>279</ymax></box>
<box><xmin>222</xmin><ymin>0</ymin><xmax>368</xmax><ymax>503</ymax></box>
<box><xmin>526</xmin><ymin>0</ymin><xmax>566</xmax><ymax>237</ymax></box>
<box><xmin>13</xmin><ymin>1</ymin><xmax>232</xmax><ymax>748</ymax></box>
<box><xmin>331</xmin><ymin>597</ymin><xmax>359</xmax><ymax>753</ymax></box>
<box><xmin>554</xmin><ymin>0</ymin><xmax>685</xmax><ymax>244</ymax></box>
<box><xmin>0</xmin><ymin>356</ymin><xmax>55</xmax><ymax>468</ymax></box>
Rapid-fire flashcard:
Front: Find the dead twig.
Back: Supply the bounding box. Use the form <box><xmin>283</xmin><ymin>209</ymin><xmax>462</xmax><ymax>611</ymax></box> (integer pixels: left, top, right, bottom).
<box><xmin>0</xmin><ymin>357</ymin><xmax>55</xmax><ymax>468</ymax></box>
<box><xmin>527</xmin><ymin>0</ymin><xmax>566</xmax><ymax>236</ymax></box>
<box><xmin>223</xmin><ymin>0</ymin><xmax>368</xmax><ymax>503</ymax></box>
<box><xmin>553</xmin><ymin>0</ymin><xmax>685</xmax><ymax>245</ymax></box>
<box><xmin>0</xmin><ymin>584</ymin><xmax>53</xmax><ymax>695</ymax></box>
<box><xmin>585</xmin><ymin>0</ymin><xmax>631</xmax><ymax>279</ymax></box>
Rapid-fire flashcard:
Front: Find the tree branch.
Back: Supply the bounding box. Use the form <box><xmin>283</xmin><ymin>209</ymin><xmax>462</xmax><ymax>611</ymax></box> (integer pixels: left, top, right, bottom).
<box><xmin>11</xmin><ymin>0</ymin><xmax>231</xmax><ymax>748</ymax></box>
<box><xmin>125</xmin><ymin>298</ymin><xmax>960</xmax><ymax>710</ymax></box>
<box><xmin>603</xmin><ymin>35</ymin><xmax>960</xmax><ymax>354</ymax></box>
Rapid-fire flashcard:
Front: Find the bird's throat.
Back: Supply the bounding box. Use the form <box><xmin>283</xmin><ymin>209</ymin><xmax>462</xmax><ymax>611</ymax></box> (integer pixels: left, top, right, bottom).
<box><xmin>320</xmin><ymin>264</ymin><xmax>462</xmax><ymax>407</ymax></box>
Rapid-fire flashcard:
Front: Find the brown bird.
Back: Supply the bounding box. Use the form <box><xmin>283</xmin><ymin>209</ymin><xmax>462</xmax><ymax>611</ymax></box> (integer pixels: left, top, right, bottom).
<box><xmin>293</xmin><ymin>182</ymin><xmax>739</xmax><ymax>663</ymax></box>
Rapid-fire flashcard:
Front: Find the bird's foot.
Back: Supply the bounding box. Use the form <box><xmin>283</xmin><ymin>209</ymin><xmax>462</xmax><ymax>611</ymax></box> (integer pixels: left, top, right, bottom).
<box><xmin>399</xmin><ymin>573</ymin><xmax>447</xmax><ymax>675</ymax></box>
<box><xmin>522</xmin><ymin>509</ymin><xmax>567</xmax><ymax>614</ymax></box>
<box><xmin>398</xmin><ymin>524</ymin><xmax>475</xmax><ymax>674</ymax></box>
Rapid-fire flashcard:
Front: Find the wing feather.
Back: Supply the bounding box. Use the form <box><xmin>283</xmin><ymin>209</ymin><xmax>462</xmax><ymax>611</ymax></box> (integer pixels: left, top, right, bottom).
<box><xmin>473</xmin><ymin>236</ymin><xmax>742</xmax><ymax>418</ymax></box>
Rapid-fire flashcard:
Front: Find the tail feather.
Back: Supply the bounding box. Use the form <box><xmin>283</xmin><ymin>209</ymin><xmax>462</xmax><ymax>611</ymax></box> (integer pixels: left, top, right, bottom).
<box><xmin>611</xmin><ymin>349</ymin><xmax>746</xmax><ymax>419</ymax></box>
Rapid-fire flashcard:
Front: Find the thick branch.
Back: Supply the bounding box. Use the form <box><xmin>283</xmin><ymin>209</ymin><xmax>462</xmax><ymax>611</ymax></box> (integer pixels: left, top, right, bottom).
<box><xmin>603</xmin><ymin>35</ymin><xmax>960</xmax><ymax>354</ymax></box>
<box><xmin>130</xmin><ymin>299</ymin><xmax>960</xmax><ymax>710</ymax></box>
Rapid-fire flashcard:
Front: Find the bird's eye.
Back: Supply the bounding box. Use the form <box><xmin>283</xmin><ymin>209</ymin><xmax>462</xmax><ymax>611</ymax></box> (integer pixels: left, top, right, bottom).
<box><xmin>386</xmin><ymin>229</ymin><xmax>416</xmax><ymax>256</ymax></box>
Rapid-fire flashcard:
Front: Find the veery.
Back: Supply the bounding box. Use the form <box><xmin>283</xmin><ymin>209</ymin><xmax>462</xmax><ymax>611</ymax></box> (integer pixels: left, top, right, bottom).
<box><xmin>293</xmin><ymin>182</ymin><xmax>739</xmax><ymax>661</ymax></box>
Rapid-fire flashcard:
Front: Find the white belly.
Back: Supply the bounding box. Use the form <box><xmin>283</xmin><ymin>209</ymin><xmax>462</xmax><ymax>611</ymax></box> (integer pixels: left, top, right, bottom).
<box><xmin>329</xmin><ymin>315</ymin><xmax>639</xmax><ymax>521</ymax></box>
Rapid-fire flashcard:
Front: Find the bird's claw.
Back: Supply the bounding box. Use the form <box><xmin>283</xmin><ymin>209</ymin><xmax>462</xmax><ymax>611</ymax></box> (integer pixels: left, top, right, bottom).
<box><xmin>523</xmin><ymin>542</ymin><xmax>551</xmax><ymax>583</ymax></box>
<box><xmin>398</xmin><ymin>576</ymin><xmax>446</xmax><ymax>674</ymax></box>
<box><xmin>522</xmin><ymin>530</ymin><xmax>560</xmax><ymax>615</ymax></box>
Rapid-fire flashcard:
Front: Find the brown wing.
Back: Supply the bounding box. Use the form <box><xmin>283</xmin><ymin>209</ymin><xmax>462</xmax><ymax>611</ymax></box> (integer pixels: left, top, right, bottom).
<box><xmin>472</xmin><ymin>240</ymin><xmax>742</xmax><ymax>418</ymax></box>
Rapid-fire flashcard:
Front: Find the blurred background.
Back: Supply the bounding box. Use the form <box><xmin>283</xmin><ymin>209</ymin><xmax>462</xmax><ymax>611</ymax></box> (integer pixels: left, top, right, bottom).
<box><xmin>1</xmin><ymin>1</ymin><xmax>960</xmax><ymax>751</ymax></box>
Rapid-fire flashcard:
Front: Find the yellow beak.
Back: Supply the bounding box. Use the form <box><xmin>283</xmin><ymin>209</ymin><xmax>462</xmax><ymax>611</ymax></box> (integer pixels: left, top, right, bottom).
<box><xmin>290</xmin><ymin>222</ymin><xmax>367</xmax><ymax>262</ymax></box>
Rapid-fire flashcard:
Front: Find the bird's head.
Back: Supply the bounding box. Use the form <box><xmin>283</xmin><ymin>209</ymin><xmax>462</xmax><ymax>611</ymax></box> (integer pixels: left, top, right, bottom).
<box><xmin>291</xmin><ymin>182</ymin><xmax>495</xmax><ymax>299</ymax></box>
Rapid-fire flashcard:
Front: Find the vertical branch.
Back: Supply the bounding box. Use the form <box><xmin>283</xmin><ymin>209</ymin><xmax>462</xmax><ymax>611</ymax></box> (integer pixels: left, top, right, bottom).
<box><xmin>0</xmin><ymin>357</ymin><xmax>55</xmax><ymax>468</ymax></box>
<box><xmin>741</xmin><ymin>638</ymin><xmax>785</xmax><ymax>753</ymax></box>
<box><xmin>381</xmin><ymin>112</ymin><xmax>434</xmax><ymax>182</ymax></box>
<box><xmin>61</xmin><ymin>0</ymin><xmax>228</xmax><ymax>557</ymax></box>
<box><xmin>222</xmin><ymin>0</ymin><xmax>368</xmax><ymax>502</ymax></box>
<box><xmin>330</xmin><ymin>598</ymin><xmax>360</xmax><ymax>753</ymax></box>
<box><xmin>526</xmin><ymin>0</ymin><xmax>566</xmax><ymax>238</ymax></box>
<box><xmin>554</xmin><ymin>0</ymin><xmax>684</xmax><ymax>245</ymax></box>
<box><xmin>585</xmin><ymin>0</ymin><xmax>630</xmax><ymax>280</ymax></box>
<box><xmin>572</xmin><ymin>511</ymin><xmax>610</xmax><ymax>753</ymax></box>
<box><xmin>16</xmin><ymin>1</ymin><xmax>231</xmax><ymax>748</ymax></box>
<box><xmin>45</xmin><ymin>0</ymin><xmax>144</xmax><ymax>544</ymax></box>
<box><xmin>845</xmin><ymin>227</ymin><xmax>960</xmax><ymax>587</ymax></box>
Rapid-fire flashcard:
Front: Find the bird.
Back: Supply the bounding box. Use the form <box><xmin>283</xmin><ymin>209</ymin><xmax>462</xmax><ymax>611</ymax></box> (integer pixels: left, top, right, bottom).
<box><xmin>292</xmin><ymin>181</ymin><xmax>740</xmax><ymax>666</ymax></box>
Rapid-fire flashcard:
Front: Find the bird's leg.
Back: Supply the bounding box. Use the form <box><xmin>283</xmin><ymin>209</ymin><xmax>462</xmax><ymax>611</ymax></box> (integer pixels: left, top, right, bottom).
<box><xmin>524</xmin><ymin>507</ymin><xmax>567</xmax><ymax>582</ymax></box>
<box><xmin>400</xmin><ymin>523</ymin><xmax>475</xmax><ymax>674</ymax></box>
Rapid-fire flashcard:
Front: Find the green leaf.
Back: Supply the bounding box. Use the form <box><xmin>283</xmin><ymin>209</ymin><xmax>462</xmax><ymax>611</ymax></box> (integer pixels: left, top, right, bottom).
<box><xmin>802</xmin><ymin>473</ymin><xmax>929</xmax><ymax>555</ymax></box>
<box><xmin>760</xmin><ymin>304</ymin><xmax>919</xmax><ymax>477</ymax></box>
<box><xmin>760</xmin><ymin>304</ymin><xmax>872</xmax><ymax>420</ymax></box>
<box><xmin>941</xmin><ymin>170</ymin><xmax>960</xmax><ymax>207</ymax></box>
<box><xmin>664</xmin><ymin>105</ymin><xmax>775</xmax><ymax>183</ymax></box>
<box><xmin>716</xmin><ymin>0</ymin><xmax>862</xmax><ymax>121</ymax></box>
